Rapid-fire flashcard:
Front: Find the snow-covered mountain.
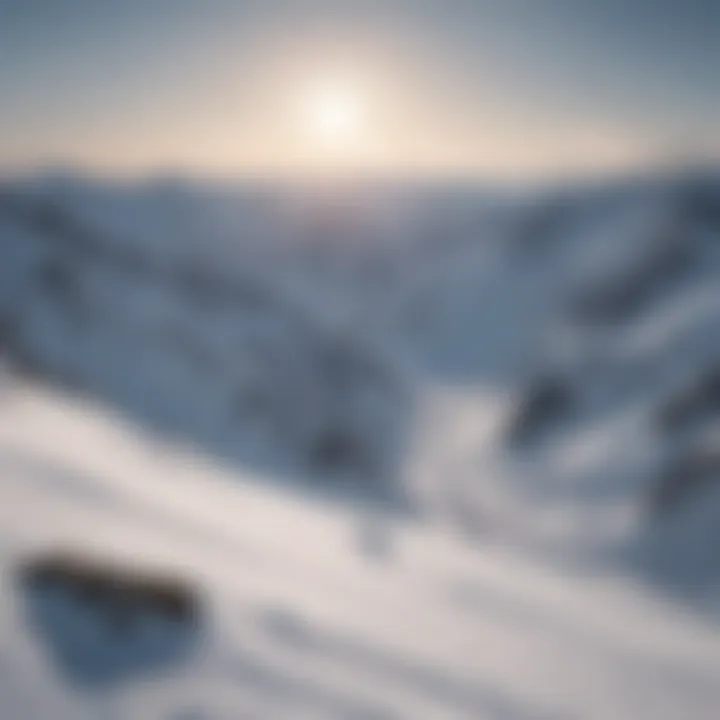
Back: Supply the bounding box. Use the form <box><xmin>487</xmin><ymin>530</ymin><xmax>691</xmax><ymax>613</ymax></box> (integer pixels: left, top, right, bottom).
<box><xmin>1</xmin><ymin>169</ymin><xmax>720</xmax><ymax>718</ymax></box>
<box><xmin>3</xmin><ymin>174</ymin><xmax>720</xmax><ymax>563</ymax></box>
<box><xmin>0</xmin><ymin>180</ymin><xmax>410</xmax><ymax>506</ymax></box>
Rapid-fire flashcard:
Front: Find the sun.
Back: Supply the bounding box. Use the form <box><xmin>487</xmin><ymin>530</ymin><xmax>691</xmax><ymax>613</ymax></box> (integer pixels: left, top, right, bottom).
<box><xmin>298</xmin><ymin>81</ymin><xmax>366</xmax><ymax>151</ymax></box>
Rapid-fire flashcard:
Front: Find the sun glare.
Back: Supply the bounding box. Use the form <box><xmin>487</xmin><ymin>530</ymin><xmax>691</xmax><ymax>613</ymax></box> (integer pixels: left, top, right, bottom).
<box><xmin>299</xmin><ymin>81</ymin><xmax>366</xmax><ymax>151</ymax></box>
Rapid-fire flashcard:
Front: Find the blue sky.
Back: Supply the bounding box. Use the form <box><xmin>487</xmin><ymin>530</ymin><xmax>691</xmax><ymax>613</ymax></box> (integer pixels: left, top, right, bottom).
<box><xmin>1</xmin><ymin>0</ymin><xmax>718</xmax><ymax>177</ymax></box>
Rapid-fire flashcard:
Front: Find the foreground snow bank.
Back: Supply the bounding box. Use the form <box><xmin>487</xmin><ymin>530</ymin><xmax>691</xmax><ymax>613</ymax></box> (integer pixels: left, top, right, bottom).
<box><xmin>0</xmin><ymin>381</ymin><xmax>719</xmax><ymax>719</ymax></box>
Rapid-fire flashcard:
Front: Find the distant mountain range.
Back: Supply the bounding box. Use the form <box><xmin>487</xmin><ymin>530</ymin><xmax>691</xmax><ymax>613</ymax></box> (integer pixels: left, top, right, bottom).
<box><xmin>2</xmin><ymin>169</ymin><xmax>720</xmax><ymax>594</ymax></box>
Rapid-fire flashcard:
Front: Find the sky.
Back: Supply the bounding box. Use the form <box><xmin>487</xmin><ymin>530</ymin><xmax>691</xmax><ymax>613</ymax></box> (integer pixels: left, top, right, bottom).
<box><xmin>1</xmin><ymin>0</ymin><xmax>719</xmax><ymax>179</ymax></box>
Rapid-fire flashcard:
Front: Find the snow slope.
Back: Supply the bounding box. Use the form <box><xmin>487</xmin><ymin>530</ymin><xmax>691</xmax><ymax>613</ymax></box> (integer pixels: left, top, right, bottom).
<box><xmin>0</xmin><ymin>183</ymin><xmax>410</xmax><ymax>504</ymax></box>
<box><xmin>1</xmin><ymin>170</ymin><xmax>720</xmax><ymax>717</ymax></box>
<box><xmin>2</xmin><ymin>381</ymin><xmax>720</xmax><ymax>720</ymax></box>
<box><xmin>2</xmin><ymin>173</ymin><xmax>720</xmax><ymax>574</ymax></box>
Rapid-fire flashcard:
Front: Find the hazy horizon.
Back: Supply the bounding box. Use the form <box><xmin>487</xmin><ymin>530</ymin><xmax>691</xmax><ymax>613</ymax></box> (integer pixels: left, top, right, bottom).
<box><xmin>3</xmin><ymin>0</ymin><xmax>719</xmax><ymax>181</ymax></box>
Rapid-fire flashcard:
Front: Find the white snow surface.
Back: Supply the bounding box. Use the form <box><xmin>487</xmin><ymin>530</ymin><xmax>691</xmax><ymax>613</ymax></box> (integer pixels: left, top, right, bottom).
<box><xmin>1</xmin><ymin>172</ymin><xmax>720</xmax><ymax>717</ymax></box>
<box><xmin>1</xmin><ymin>381</ymin><xmax>719</xmax><ymax>720</ymax></box>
